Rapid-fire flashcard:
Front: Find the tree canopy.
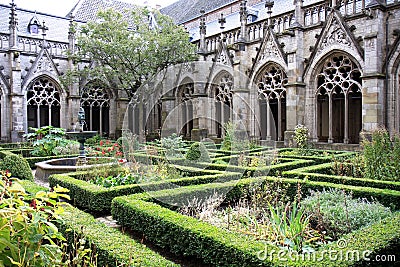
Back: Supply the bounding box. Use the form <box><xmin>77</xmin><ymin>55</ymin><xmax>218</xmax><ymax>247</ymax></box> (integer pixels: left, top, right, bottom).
<box><xmin>64</xmin><ymin>7</ymin><xmax>197</xmax><ymax>97</ymax></box>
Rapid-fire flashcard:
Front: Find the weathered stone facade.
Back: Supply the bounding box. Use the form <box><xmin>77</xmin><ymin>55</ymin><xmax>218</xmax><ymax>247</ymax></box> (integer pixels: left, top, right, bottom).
<box><xmin>1</xmin><ymin>0</ymin><xmax>400</xmax><ymax>146</ymax></box>
<box><xmin>152</xmin><ymin>0</ymin><xmax>400</xmax><ymax>145</ymax></box>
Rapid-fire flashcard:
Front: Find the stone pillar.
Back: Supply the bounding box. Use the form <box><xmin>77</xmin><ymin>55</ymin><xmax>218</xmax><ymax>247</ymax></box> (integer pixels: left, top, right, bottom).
<box><xmin>8</xmin><ymin>2</ymin><xmax>24</xmax><ymax>142</ymax></box>
<box><xmin>284</xmin><ymin>0</ymin><xmax>306</xmax><ymax>146</ymax></box>
<box><xmin>361</xmin><ymin>3</ymin><xmax>386</xmax><ymax>134</ymax></box>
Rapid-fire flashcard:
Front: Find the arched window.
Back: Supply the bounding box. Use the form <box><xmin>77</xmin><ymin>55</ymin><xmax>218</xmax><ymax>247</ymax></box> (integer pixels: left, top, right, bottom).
<box><xmin>316</xmin><ymin>53</ymin><xmax>362</xmax><ymax>143</ymax></box>
<box><xmin>210</xmin><ymin>73</ymin><xmax>233</xmax><ymax>138</ymax></box>
<box><xmin>80</xmin><ymin>85</ymin><xmax>110</xmax><ymax>135</ymax></box>
<box><xmin>256</xmin><ymin>64</ymin><xmax>287</xmax><ymax>141</ymax></box>
<box><xmin>177</xmin><ymin>81</ymin><xmax>194</xmax><ymax>138</ymax></box>
<box><xmin>27</xmin><ymin>77</ymin><xmax>61</xmax><ymax>128</ymax></box>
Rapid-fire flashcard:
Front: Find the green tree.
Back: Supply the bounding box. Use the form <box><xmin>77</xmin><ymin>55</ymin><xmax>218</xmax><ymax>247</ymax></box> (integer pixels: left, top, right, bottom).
<box><xmin>63</xmin><ymin>7</ymin><xmax>196</xmax><ymax>141</ymax></box>
<box><xmin>63</xmin><ymin>7</ymin><xmax>197</xmax><ymax>97</ymax></box>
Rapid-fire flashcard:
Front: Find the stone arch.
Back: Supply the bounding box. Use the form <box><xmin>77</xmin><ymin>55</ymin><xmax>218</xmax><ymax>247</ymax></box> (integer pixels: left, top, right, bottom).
<box><xmin>387</xmin><ymin>41</ymin><xmax>400</xmax><ymax>134</ymax></box>
<box><xmin>26</xmin><ymin>75</ymin><xmax>63</xmax><ymax>129</ymax></box>
<box><xmin>80</xmin><ymin>80</ymin><xmax>112</xmax><ymax>135</ymax></box>
<box><xmin>254</xmin><ymin>62</ymin><xmax>288</xmax><ymax>141</ymax></box>
<box><xmin>208</xmin><ymin>71</ymin><xmax>234</xmax><ymax>138</ymax></box>
<box><xmin>312</xmin><ymin>52</ymin><xmax>362</xmax><ymax>143</ymax></box>
<box><xmin>176</xmin><ymin>77</ymin><xmax>194</xmax><ymax>138</ymax></box>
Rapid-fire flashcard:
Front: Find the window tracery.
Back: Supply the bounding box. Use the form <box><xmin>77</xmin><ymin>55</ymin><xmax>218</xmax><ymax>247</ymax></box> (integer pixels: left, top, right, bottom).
<box><xmin>213</xmin><ymin>74</ymin><xmax>233</xmax><ymax>103</ymax></box>
<box><xmin>257</xmin><ymin>65</ymin><xmax>287</xmax><ymax>100</ymax></box>
<box><xmin>316</xmin><ymin>54</ymin><xmax>361</xmax><ymax>96</ymax></box>
<box><xmin>80</xmin><ymin>86</ymin><xmax>110</xmax><ymax>107</ymax></box>
<box><xmin>27</xmin><ymin>78</ymin><xmax>60</xmax><ymax>106</ymax></box>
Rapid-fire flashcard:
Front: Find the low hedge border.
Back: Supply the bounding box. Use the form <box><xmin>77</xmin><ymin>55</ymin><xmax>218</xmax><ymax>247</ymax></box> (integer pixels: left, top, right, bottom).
<box><xmin>0</xmin><ymin>150</ymin><xmax>34</xmax><ymax>181</ymax></box>
<box><xmin>178</xmin><ymin>158</ymin><xmax>315</xmax><ymax>177</ymax></box>
<box><xmin>19</xmin><ymin>180</ymin><xmax>177</xmax><ymax>266</ymax></box>
<box><xmin>278</xmin><ymin>149</ymin><xmax>356</xmax><ymax>163</ymax></box>
<box><xmin>49</xmin><ymin>167</ymin><xmax>241</xmax><ymax>214</ymax></box>
<box><xmin>60</xmin><ymin>204</ymin><xmax>179</xmax><ymax>267</ymax></box>
<box><xmin>111</xmin><ymin>178</ymin><xmax>400</xmax><ymax>267</ymax></box>
<box><xmin>132</xmin><ymin>152</ymin><xmax>314</xmax><ymax>177</ymax></box>
<box><xmin>283</xmin><ymin>163</ymin><xmax>400</xmax><ymax>191</ymax></box>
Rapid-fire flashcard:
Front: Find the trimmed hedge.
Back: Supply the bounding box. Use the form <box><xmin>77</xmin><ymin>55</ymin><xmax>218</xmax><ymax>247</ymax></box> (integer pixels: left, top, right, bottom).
<box><xmin>133</xmin><ymin>151</ymin><xmax>314</xmax><ymax>177</ymax></box>
<box><xmin>278</xmin><ymin>148</ymin><xmax>355</xmax><ymax>163</ymax></box>
<box><xmin>19</xmin><ymin>180</ymin><xmax>177</xmax><ymax>266</ymax></box>
<box><xmin>111</xmin><ymin>178</ymin><xmax>400</xmax><ymax>266</ymax></box>
<box><xmin>49</xmin><ymin>166</ymin><xmax>241</xmax><ymax>213</ymax></box>
<box><xmin>60</xmin><ymin>205</ymin><xmax>178</xmax><ymax>266</ymax></box>
<box><xmin>0</xmin><ymin>150</ymin><xmax>34</xmax><ymax>181</ymax></box>
<box><xmin>283</xmin><ymin>163</ymin><xmax>400</xmax><ymax>191</ymax></box>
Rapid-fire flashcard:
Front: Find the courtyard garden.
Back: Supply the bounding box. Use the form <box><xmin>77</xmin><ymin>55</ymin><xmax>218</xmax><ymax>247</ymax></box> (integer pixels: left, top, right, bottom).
<box><xmin>0</xmin><ymin>126</ymin><xmax>399</xmax><ymax>266</ymax></box>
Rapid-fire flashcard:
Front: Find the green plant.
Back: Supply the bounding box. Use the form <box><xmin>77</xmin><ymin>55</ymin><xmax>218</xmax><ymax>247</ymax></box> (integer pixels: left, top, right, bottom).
<box><xmin>221</xmin><ymin>121</ymin><xmax>250</xmax><ymax>151</ymax></box>
<box><xmin>0</xmin><ymin>172</ymin><xmax>70</xmax><ymax>266</ymax></box>
<box><xmin>267</xmin><ymin>202</ymin><xmax>319</xmax><ymax>252</ymax></box>
<box><xmin>293</xmin><ymin>124</ymin><xmax>310</xmax><ymax>154</ymax></box>
<box><xmin>362</xmin><ymin>128</ymin><xmax>400</xmax><ymax>181</ymax></box>
<box><xmin>301</xmin><ymin>188</ymin><xmax>392</xmax><ymax>238</ymax></box>
<box><xmin>331</xmin><ymin>154</ymin><xmax>364</xmax><ymax>178</ymax></box>
<box><xmin>24</xmin><ymin>126</ymin><xmax>79</xmax><ymax>157</ymax></box>
<box><xmin>0</xmin><ymin>151</ymin><xmax>34</xmax><ymax>181</ymax></box>
<box><xmin>160</xmin><ymin>133</ymin><xmax>185</xmax><ymax>158</ymax></box>
<box><xmin>185</xmin><ymin>142</ymin><xmax>211</xmax><ymax>163</ymax></box>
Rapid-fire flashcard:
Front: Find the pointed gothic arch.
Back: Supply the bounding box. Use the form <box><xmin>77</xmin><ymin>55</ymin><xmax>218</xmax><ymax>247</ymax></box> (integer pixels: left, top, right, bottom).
<box><xmin>27</xmin><ymin>76</ymin><xmax>62</xmax><ymax>128</ymax></box>
<box><xmin>80</xmin><ymin>82</ymin><xmax>111</xmax><ymax>135</ymax></box>
<box><xmin>315</xmin><ymin>53</ymin><xmax>362</xmax><ymax>143</ymax></box>
<box><xmin>255</xmin><ymin>63</ymin><xmax>287</xmax><ymax>141</ymax></box>
<box><xmin>209</xmin><ymin>71</ymin><xmax>233</xmax><ymax>138</ymax></box>
<box><xmin>177</xmin><ymin>78</ymin><xmax>194</xmax><ymax>138</ymax></box>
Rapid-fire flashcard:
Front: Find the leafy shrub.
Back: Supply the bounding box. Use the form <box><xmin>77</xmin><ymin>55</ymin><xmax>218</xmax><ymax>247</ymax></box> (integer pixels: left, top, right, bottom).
<box><xmin>362</xmin><ymin>128</ymin><xmax>400</xmax><ymax>181</ymax></box>
<box><xmin>85</xmin><ymin>134</ymin><xmax>102</xmax><ymax>146</ymax></box>
<box><xmin>0</xmin><ymin>172</ymin><xmax>71</xmax><ymax>266</ymax></box>
<box><xmin>331</xmin><ymin>154</ymin><xmax>364</xmax><ymax>178</ymax></box>
<box><xmin>221</xmin><ymin>121</ymin><xmax>249</xmax><ymax>151</ymax></box>
<box><xmin>91</xmin><ymin>172</ymin><xmax>140</xmax><ymax>188</ymax></box>
<box><xmin>24</xmin><ymin>126</ymin><xmax>79</xmax><ymax>157</ymax></box>
<box><xmin>0</xmin><ymin>151</ymin><xmax>34</xmax><ymax>181</ymax></box>
<box><xmin>301</xmin><ymin>188</ymin><xmax>392</xmax><ymax>238</ymax></box>
<box><xmin>294</xmin><ymin>124</ymin><xmax>309</xmax><ymax>148</ymax></box>
<box><xmin>160</xmin><ymin>133</ymin><xmax>185</xmax><ymax>158</ymax></box>
<box><xmin>185</xmin><ymin>142</ymin><xmax>210</xmax><ymax>163</ymax></box>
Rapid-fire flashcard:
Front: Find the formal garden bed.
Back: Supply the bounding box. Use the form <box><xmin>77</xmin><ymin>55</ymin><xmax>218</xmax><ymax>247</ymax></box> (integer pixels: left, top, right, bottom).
<box><xmin>111</xmin><ymin>177</ymin><xmax>400</xmax><ymax>266</ymax></box>
<box><xmin>1</xmin><ymin>126</ymin><xmax>400</xmax><ymax>266</ymax></box>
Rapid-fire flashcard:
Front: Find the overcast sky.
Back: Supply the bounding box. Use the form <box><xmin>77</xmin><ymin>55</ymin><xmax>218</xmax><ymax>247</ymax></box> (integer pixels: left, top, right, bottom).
<box><xmin>0</xmin><ymin>0</ymin><xmax>178</xmax><ymax>17</ymax></box>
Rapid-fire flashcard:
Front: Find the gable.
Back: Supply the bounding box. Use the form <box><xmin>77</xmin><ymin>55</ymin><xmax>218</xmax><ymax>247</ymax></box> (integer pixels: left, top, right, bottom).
<box><xmin>305</xmin><ymin>9</ymin><xmax>364</xmax><ymax>76</ymax></box>
<box><xmin>23</xmin><ymin>46</ymin><xmax>60</xmax><ymax>87</ymax></box>
<box><xmin>250</xmin><ymin>26</ymin><xmax>287</xmax><ymax>78</ymax></box>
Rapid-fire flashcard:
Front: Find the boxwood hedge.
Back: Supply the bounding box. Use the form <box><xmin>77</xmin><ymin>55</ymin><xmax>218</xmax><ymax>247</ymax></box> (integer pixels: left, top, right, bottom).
<box><xmin>111</xmin><ymin>177</ymin><xmax>400</xmax><ymax>266</ymax></box>
<box><xmin>19</xmin><ymin>180</ymin><xmax>177</xmax><ymax>266</ymax></box>
<box><xmin>283</xmin><ymin>163</ymin><xmax>400</xmax><ymax>191</ymax></box>
<box><xmin>49</xmin><ymin>166</ymin><xmax>241</xmax><ymax>213</ymax></box>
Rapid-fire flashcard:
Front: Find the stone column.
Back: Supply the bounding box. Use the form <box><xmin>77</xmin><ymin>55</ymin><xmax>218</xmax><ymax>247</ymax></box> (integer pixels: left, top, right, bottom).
<box><xmin>361</xmin><ymin>3</ymin><xmax>386</xmax><ymax>134</ymax></box>
<box><xmin>8</xmin><ymin>2</ymin><xmax>24</xmax><ymax>141</ymax></box>
<box><xmin>284</xmin><ymin>0</ymin><xmax>306</xmax><ymax>146</ymax></box>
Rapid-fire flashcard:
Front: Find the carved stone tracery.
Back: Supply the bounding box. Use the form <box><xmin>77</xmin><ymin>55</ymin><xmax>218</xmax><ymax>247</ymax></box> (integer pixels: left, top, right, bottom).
<box><xmin>257</xmin><ymin>65</ymin><xmax>287</xmax><ymax>100</ymax></box>
<box><xmin>81</xmin><ymin>86</ymin><xmax>110</xmax><ymax>107</ymax></box>
<box><xmin>317</xmin><ymin>54</ymin><xmax>361</xmax><ymax>96</ymax></box>
<box><xmin>27</xmin><ymin>78</ymin><xmax>60</xmax><ymax>106</ymax></box>
<box><xmin>213</xmin><ymin>74</ymin><xmax>233</xmax><ymax>103</ymax></box>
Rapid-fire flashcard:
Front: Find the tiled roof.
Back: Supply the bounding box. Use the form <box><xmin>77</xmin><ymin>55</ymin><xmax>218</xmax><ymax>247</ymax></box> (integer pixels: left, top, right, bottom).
<box><xmin>68</xmin><ymin>0</ymin><xmax>137</xmax><ymax>22</ymax></box>
<box><xmin>0</xmin><ymin>4</ymin><xmax>82</xmax><ymax>43</ymax></box>
<box><xmin>160</xmin><ymin>0</ymin><xmax>235</xmax><ymax>24</ymax></box>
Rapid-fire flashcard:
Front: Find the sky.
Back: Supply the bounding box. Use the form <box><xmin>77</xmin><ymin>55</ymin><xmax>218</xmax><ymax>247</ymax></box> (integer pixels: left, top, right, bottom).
<box><xmin>0</xmin><ymin>0</ymin><xmax>178</xmax><ymax>17</ymax></box>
